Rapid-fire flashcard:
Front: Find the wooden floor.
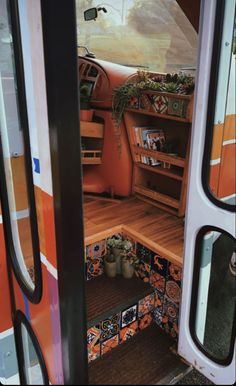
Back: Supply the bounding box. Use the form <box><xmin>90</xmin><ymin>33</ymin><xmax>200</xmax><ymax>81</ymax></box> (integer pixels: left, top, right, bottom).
<box><xmin>84</xmin><ymin>195</ymin><xmax>184</xmax><ymax>262</ymax></box>
<box><xmin>2</xmin><ymin>153</ymin><xmax>184</xmax><ymax>265</ymax></box>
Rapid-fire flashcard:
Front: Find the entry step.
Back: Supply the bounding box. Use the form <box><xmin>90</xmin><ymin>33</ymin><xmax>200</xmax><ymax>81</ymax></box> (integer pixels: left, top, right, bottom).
<box><xmin>88</xmin><ymin>324</ymin><xmax>188</xmax><ymax>385</ymax></box>
<box><xmin>86</xmin><ymin>275</ymin><xmax>153</xmax><ymax>328</ymax></box>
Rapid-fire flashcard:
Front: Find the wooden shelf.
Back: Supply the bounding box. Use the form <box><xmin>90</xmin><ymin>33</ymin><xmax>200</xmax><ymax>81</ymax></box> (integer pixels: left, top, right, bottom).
<box><xmin>126</xmin><ymin>107</ymin><xmax>192</xmax><ymax>123</ymax></box>
<box><xmin>123</xmin><ymin>107</ymin><xmax>191</xmax><ymax>217</ymax></box>
<box><xmin>81</xmin><ymin>121</ymin><xmax>104</xmax><ymax>167</ymax></box>
<box><xmin>80</xmin><ymin>121</ymin><xmax>104</xmax><ymax>138</ymax></box>
<box><xmin>136</xmin><ymin>162</ymin><xmax>183</xmax><ymax>181</ymax></box>
<box><xmin>134</xmin><ymin>184</ymin><xmax>179</xmax><ymax>209</ymax></box>
<box><xmin>82</xmin><ymin>150</ymin><xmax>102</xmax><ymax>165</ymax></box>
<box><xmin>126</xmin><ymin>90</ymin><xmax>193</xmax><ymax>123</ymax></box>
<box><xmin>133</xmin><ymin>146</ymin><xmax>185</xmax><ymax>168</ymax></box>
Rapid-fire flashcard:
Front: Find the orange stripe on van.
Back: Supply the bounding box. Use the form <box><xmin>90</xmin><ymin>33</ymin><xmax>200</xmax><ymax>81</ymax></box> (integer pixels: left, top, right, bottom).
<box><xmin>0</xmin><ymin>223</ymin><xmax>12</xmax><ymax>332</ymax></box>
<box><xmin>209</xmin><ymin>163</ymin><xmax>220</xmax><ymax>197</ymax></box>
<box><xmin>211</xmin><ymin>122</ymin><xmax>224</xmax><ymax>161</ymax></box>
<box><xmin>223</xmin><ymin>114</ymin><xmax>236</xmax><ymax>142</ymax></box>
<box><xmin>218</xmin><ymin>144</ymin><xmax>236</xmax><ymax>198</ymax></box>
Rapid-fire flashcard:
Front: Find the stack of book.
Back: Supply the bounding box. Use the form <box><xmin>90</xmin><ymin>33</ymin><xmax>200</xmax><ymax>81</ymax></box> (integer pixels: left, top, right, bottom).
<box><xmin>132</xmin><ymin>126</ymin><xmax>166</xmax><ymax>166</ymax></box>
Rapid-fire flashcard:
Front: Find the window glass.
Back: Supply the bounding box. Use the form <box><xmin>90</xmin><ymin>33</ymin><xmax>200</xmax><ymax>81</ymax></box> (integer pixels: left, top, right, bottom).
<box><xmin>76</xmin><ymin>0</ymin><xmax>198</xmax><ymax>73</ymax></box>
<box><xmin>0</xmin><ymin>0</ymin><xmax>35</xmax><ymax>290</ymax></box>
<box><xmin>208</xmin><ymin>9</ymin><xmax>236</xmax><ymax>207</ymax></box>
<box><xmin>21</xmin><ymin>324</ymin><xmax>44</xmax><ymax>385</ymax></box>
<box><xmin>194</xmin><ymin>229</ymin><xmax>236</xmax><ymax>363</ymax></box>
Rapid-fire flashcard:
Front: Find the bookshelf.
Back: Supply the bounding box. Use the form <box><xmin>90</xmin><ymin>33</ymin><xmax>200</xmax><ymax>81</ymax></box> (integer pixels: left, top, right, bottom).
<box><xmin>81</xmin><ymin>120</ymin><xmax>104</xmax><ymax>164</ymax></box>
<box><xmin>124</xmin><ymin>107</ymin><xmax>192</xmax><ymax>217</ymax></box>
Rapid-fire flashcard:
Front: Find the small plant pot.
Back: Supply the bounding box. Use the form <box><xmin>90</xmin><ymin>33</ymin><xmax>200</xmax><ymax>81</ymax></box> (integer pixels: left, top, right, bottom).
<box><xmin>112</xmin><ymin>247</ymin><xmax>123</xmax><ymax>275</ymax></box>
<box><xmin>104</xmin><ymin>255</ymin><xmax>117</xmax><ymax>278</ymax></box>
<box><xmin>122</xmin><ymin>260</ymin><xmax>135</xmax><ymax>279</ymax></box>
<box><xmin>80</xmin><ymin>109</ymin><xmax>94</xmax><ymax>122</ymax></box>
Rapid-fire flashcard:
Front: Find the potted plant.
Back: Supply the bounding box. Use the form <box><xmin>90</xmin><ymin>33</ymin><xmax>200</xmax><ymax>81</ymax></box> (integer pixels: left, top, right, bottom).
<box><xmin>104</xmin><ymin>254</ymin><xmax>117</xmax><ymax>278</ymax></box>
<box><xmin>121</xmin><ymin>250</ymin><xmax>140</xmax><ymax>279</ymax></box>
<box><xmin>107</xmin><ymin>237</ymin><xmax>133</xmax><ymax>274</ymax></box>
<box><xmin>80</xmin><ymin>83</ymin><xmax>93</xmax><ymax>121</ymax></box>
<box><xmin>112</xmin><ymin>70</ymin><xmax>195</xmax><ymax>128</ymax></box>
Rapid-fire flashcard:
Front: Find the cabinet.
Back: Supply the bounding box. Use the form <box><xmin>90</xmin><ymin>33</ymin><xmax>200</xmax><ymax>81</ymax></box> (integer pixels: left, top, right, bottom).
<box><xmin>81</xmin><ymin>120</ymin><xmax>104</xmax><ymax>164</ymax></box>
<box><xmin>124</xmin><ymin>93</ymin><xmax>193</xmax><ymax>217</ymax></box>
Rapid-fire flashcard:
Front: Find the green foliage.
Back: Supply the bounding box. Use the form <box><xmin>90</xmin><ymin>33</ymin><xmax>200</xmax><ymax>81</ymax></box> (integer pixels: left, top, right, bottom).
<box><xmin>122</xmin><ymin>251</ymin><xmax>140</xmax><ymax>268</ymax></box>
<box><xmin>112</xmin><ymin>70</ymin><xmax>195</xmax><ymax>127</ymax></box>
<box><xmin>80</xmin><ymin>83</ymin><xmax>91</xmax><ymax>109</ymax></box>
<box><xmin>112</xmin><ymin>82</ymin><xmax>141</xmax><ymax>128</ymax></box>
<box><xmin>107</xmin><ymin>237</ymin><xmax>133</xmax><ymax>251</ymax></box>
<box><xmin>163</xmin><ymin>82</ymin><xmax>179</xmax><ymax>93</ymax></box>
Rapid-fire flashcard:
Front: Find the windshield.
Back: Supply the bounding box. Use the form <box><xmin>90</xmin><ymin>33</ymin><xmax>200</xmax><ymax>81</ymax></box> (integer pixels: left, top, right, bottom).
<box><xmin>76</xmin><ymin>0</ymin><xmax>198</xmax><ymax>73</ymax></box>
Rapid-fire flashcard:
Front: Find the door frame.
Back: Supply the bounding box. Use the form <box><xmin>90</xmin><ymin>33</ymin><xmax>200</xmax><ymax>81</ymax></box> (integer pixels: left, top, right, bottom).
<box><xmin>178</xmin><ymin>0</ymin><xmax>236</xmax><ymax>384</ymax></box>
<box><xmin>40</xmin><ymin>1</ymin><xmax>88</xmax><ymax>384</ymax></box>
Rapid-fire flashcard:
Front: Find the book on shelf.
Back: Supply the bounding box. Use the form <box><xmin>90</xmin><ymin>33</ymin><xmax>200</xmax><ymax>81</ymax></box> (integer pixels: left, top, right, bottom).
<box><xmin>132</xmin><ymin>126</ymin><xmax>166</xmax><ymax>166</ymax></box>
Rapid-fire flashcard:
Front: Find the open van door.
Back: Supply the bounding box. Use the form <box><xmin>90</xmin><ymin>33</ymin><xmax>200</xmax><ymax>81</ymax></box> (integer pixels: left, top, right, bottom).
<box><xmin>179</xmin><ymin>0</ymin><xmax>236</xmax><ymax>384</ymax></box>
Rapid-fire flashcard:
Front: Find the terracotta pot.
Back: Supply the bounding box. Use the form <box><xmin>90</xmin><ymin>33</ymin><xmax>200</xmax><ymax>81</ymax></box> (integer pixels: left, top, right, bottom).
<box><xmin>122</xmin><ymin>259</ymin><xmax>135</xmax><ymax>279</ymax></box>
<box><xmin>80</xmin><ymin>109</ymin><xmax>94</xmax><ymax>122</ymax></box>
<box><xmin>104</xmin><ymin>255</ymin><xmax>117</xmax><ymax>278</ymax></box>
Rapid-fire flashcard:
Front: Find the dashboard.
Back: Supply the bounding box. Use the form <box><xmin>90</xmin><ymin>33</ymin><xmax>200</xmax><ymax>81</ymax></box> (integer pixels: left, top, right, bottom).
<box><xmin>78</xmin><ymin>56</ymin><xmax>137</xmax><ymax>108</ymax></box>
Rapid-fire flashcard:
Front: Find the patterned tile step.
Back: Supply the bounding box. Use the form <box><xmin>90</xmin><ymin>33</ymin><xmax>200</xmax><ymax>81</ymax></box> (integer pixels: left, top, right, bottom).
<box><xmin>88</xmin><ymin>324</ymin><xmax>188</xmax><ymax>385</ymax></box>
<box><xmin>86</xmin><ymin>275</ymin><xmax>153</xmax><ymax>328</ymax></box>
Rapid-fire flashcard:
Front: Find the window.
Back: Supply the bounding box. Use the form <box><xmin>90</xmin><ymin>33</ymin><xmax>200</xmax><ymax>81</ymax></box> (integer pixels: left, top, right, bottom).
<box><xmin>204</xmin><ymin>2</ymin><xmax>236</xmax><ymax>210</ymax></box>
<box><xmin>15</xmin><ymin>312</ymin><xmax>49</xmax><ymax>385</ymax></box>
<box><xmin>0</xmin><ymin>0</ymin><xmax>41</xmax><ymax>300</ymax></box>
<box><xmin>76</xmin><ymin>0</ymin><xmax>198</xmax><ymax>73</ymax></box>
<box><xmin>191</xmin><ymin>227</ymin><xmax>236</xmax><ymax>365</ymax></box>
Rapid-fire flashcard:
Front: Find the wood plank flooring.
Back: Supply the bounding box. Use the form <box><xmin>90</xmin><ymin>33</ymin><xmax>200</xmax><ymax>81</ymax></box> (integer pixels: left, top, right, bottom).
<box><xmin>84</xmin><ymin>195</ymin><xmax>184</xmax><ymax>261</ymax></box>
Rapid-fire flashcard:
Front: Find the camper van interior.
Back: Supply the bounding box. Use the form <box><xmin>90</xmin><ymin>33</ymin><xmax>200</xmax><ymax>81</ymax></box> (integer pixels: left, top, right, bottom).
<box><xmin>0</xmin><ymin>0</ymin><xmax>235</xmax><ymax>385</ymax></box>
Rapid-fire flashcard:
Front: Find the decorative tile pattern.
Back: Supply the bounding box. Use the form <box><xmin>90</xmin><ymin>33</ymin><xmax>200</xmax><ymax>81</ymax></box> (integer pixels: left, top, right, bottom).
<box><xmin>139</xmin><ymin>313</ymin><xmax>153</xmax><ymax>330</ymax></box>
<box><xmin>101</xmin><ymin>335</ymin><xmax>119</xmax><ymax>356</ymax></box>
<box><xmin>151</xmin><ymin>95</ymin><xmax>168</xmax><ymax>114</ymax></box>
<box><xmin>100</xmin><ymin>313</ymin><xmax>121</xmax><ymax>342</ymax></box>
<box><xmin>121</xmin><ymin>305</ymin><xmax>137</xmax><ymax>328</ymax></box>
<box><xmin>87</xmin><ymin>325</ymin><xmax>100</xmax><ymax>347</ymax></box>
<box><xmin>154</xmin><ymin>290</ymin><xmax>164</xmax><ymax>313</ymax></box>
<box><xmin>163</xmin><ymin>298</ymin><xmax>179</xmax><ymax>322</ymax></box>
<box><xmin>129</xmin><ymin>96</ymin><xmax>139</xmax><ymax>109</ymax></box>
<box><xmin>136</xmin><ymin>243</ymin><xmax>154</xmax><ymax>265</ymax></box>
<box><xmin>135</xmin><ymin>261</ymin><xmax>151</xmax><ymax>283</ymax></box>
<box><xmin>152</xmin><ymin>254</ymin><xmax>169</xmax><ymax>277</ymax></box>
<box><xmin>167</xmin><ymin>98</ymin><xmax>188</xmax><ymax>118</ymax></box>
<box><xmin>87</xmin><ymin>258</ymin><xmax>104</xmax><ymax>280</ymax></box>
<box><xmin>162</xmin><ymin>317</ymin><xmax>179</xmax><ymax>340</ymax></box>
<box><xmin>149</xmin><ymin>271</ymin><xmax>166</xmax><ymax>293</ymax></box>
<box><xmin>168</xmin><ymin>263</ymin><xmax>182</xmax><ymax>284</ymax></box>
<box><xmin>84</xmin><ymin>235</ymin><xmax>183</xmax><ymax>355</ymax></box>
<box><xmin>138</xmin><ymin>293</ymin><xmax>155</xmax><ymax>317</ymax></box>
<box><xmin>87</xmin><ymin>326</ymin><xmax>101</xmax><ymax>363</ymax></box>
<box><xmin>88</xmin><ymin>344</ymin><xmax>101</xmax><ymax>363</ymax></box>
<box><xmin>140</xmin><ymin>94</ymin><xmax>151</xmax><ymax>110</ymax></box>
<box><xmin>120</xmin><ymin>321</ymin><xmax>138</xmax><ymax>343</ymax></box>
<box><xmin>152</xmin><ymin>309</ymin><xmax>162</xmax><ymax>327</ymax></box>
<box><xmin>165</xmin><ymin>280</ymin><xmax>181</xmax><ymax>303</ymax></box>
<box><xmin>86</xmin><ymin>240</ymin><xmax>106</xmax><ymax>259</ymax></box>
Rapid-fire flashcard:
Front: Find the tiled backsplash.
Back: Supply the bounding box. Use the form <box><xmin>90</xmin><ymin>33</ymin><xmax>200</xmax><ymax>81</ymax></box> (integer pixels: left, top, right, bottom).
<box><xmin>87</xmin><ymin>291</ymin><xmax>155</xmax><ymax>363</ymax></box>
<box><xmin>85</xmin><ymin>231</ymin><xmax>182</xmax><ymax>363</ymax></box>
